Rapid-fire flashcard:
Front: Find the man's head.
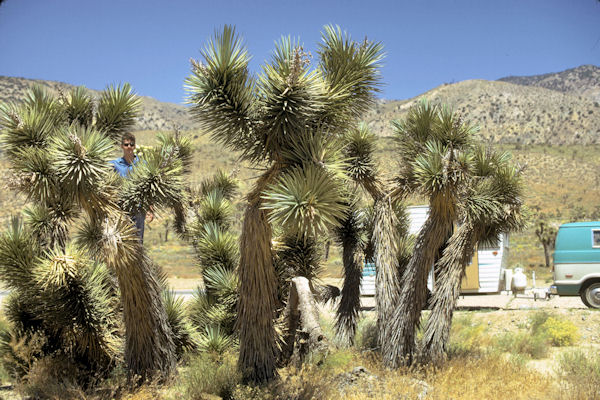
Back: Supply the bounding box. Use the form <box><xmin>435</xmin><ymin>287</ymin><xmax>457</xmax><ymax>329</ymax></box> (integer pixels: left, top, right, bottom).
<box><xmin>121</xmin><ymin>133</ymin><xmax>136</xmax><ymax>161</ymax></box>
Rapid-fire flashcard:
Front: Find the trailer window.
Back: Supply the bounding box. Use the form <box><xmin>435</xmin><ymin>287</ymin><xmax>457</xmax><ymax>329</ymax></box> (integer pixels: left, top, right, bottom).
<box><xmin>593</xmin><ymin>230</ymin><xmax>600</xmax><ymax>248</ymax></box>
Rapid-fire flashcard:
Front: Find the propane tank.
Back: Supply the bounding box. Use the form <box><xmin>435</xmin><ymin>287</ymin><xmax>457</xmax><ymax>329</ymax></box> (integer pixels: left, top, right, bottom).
<box><xmin>511</xmin><ymin>267</ymin><xmax>527</xmax><ymax>294</ymax></box>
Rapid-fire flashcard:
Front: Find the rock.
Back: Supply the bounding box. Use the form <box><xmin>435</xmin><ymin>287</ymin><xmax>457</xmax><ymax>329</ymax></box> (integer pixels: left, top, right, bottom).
<box><xmin>351</xmin><ymin>366</ymin><xmax>369</xmax><ymax>376</ymax></box>
<box><xmin>409</xmin><ymin>378</ymin><xmax>432</xmax><ymax>400</ymax></box>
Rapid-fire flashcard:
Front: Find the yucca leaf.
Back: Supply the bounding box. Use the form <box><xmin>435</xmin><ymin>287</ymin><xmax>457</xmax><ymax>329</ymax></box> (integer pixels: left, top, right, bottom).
<box><xmin>0</xmin><ymin>218</ymin><xmax>40</xmax><ymax>290</ymax></box>
<box><xmin>156</xmin><ymin>131</ymin><xmax>194</xmax><ymax>172</ymax></box>
<box><xmin>193</xmin><ymin>221</ymin><xmax>238</xmax><ymax>271</ymax></box>
<box><xmin>185</xmin><ymin>25</ymin><xmax>257</xmax><ymax>160</ymax></box>
<box><xmin>262</xmin><ymin>165</ymin><xmax>348</xmax><ymax>238</ymax></box>
<box><xmin>280</xmin><ymin>129</ymin><xmax>349</xmax><ymax>181</ymax></box>
<box><xmin>60</xmin><ymin>86</ymin><xmax>95</xmax><ymax>128</ymax></box>
<box><xmin>197</xmin><ymin>325</ymin><xmax>236</xmax><ymax>354</ymax></box>
<box><xmin>318</xmin><ymin>25</ymin><xmax>384</xmax><ymax>125</ymax></box>
<box><xmin>198</xmin><ymin>170</ymin><xmax>238</xmax><ymax>200</ymax></box>
<box><xmin>162</xmin><ymin>289</ymin><xmax>199</xmax><ymax>357</ymax></box>
<box><xmin>95</xmin><ymin>83</ymin><xmax>141</xmax><ymax>141</ymax></box>
<box><xmin>50</xmin><ymin>124</ymin><xmax>114</xmax><ymax>211</ymax></box>
<box><xmin>343</xmin><ymin>122</ymin><xmax>378</xmax><ymax>185</ymax></box>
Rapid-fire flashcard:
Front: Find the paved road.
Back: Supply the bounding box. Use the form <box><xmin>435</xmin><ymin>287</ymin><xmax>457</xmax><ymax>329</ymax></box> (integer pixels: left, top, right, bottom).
<box><xmin>360</xmin><ymin>289</ymin><xmax>588</xmax><ymax>310</ymax></box>
<box><xmin>0</xmin><ymin>288</ymin><xmax>589</xmax><ymax>310</ymax></box>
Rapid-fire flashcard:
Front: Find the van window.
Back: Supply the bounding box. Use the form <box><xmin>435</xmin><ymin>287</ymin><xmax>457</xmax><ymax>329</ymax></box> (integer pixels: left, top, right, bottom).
<box><xmin>593</xmin><ymin>230</ymin><xmax>600</xmax><ymax>248</ymax></box>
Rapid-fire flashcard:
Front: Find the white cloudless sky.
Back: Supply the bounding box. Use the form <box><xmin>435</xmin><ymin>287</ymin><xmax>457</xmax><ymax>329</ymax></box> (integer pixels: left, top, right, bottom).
<box><xmin>1</xmin><ymin>0</ymin><xmax>598</xmax><ymax>104</ymax></box>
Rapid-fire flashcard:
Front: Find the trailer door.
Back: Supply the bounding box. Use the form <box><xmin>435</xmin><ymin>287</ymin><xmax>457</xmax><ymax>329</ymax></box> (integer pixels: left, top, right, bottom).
<box><xmin>461</xmin><ymin>247</ymin><xmax>480</xmax><ymax>290</ymax></box>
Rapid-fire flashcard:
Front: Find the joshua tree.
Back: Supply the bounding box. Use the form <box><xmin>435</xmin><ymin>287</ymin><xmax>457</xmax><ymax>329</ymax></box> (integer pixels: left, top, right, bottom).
<box><xmin>186</xmin><ymin>25</ymin><xmax>383</xmax><ymax>382</ymax></box>
<box><xmin>0</xmin><ymin>85</ymin><xmax>189</xmax><ymax>382</ymax></box>
<box><xmin>420</xmin><ymin>146</ymin><xmax>525</xmax><ymax>364</ymax></box>
<box><xmin>384</xmin><ymin>101</ymin><xmax>476</xmax><ymax>367</ymax></box>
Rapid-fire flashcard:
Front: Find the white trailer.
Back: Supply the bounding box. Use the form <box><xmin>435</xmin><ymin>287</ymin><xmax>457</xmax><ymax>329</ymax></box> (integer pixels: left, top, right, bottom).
<box><xmin>360</xmin><ymin>205</ymin><xmax>509</xmax><ymax>296</ymax></box>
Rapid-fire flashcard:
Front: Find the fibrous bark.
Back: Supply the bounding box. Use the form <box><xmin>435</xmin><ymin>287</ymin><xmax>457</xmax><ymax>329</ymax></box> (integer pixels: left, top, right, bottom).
<box><xmin>334</xmin><ymin>235</ymin><xmax>363</xmax><ymax>346</ymax></box>
<box><xmin>420</xmin><ymin>224</ymin><xmax>476</xmax><ymax>364</ymax></box>
<box><xmin>237</xmin><ymin>169</ymin><xmax>279</xmax><ymax>383</ymax></box>
<box><xmin>373</xmin><ymin>198</ymin><xmax>402</xmax><ymax>354</ymax></box>
<box><xmin>385</xmin><ymin>205</ymin><xmax>453</xmax><ymax>367</ymax></box>
<box><xmin>101</xmin><ymin>215</ymin><xmax>176</xmax><ymax>381</ymax></box>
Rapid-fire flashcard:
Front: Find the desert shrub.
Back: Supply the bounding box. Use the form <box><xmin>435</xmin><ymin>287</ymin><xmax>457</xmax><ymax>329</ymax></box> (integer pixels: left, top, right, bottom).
<box><xmin>557</xmin><ymin>349</ymin><xmax>600</xmax><ymax>400</ymax></box>
<box><xmin>318</xmin><ymin>349</ymin><xmax>354</xmax><ymax>373</ymax></box>
<box><xmin>448</xmin><ymin>315</ymin><xmax>488</xmax><ymax>357</ymax></box>
<box><xmin>355</xmin><ymin>318</ymin><xmax>378</xmax><ymax>351</ymax></box>
<box><xmin>17</xmin><ymin>354</ymin><xmax>87</xmax><ymax>399</ymax></box>
<box><xmin>232</xmin><ymin>366</ymin><xmax>333</xmax><ymax>400</ymax></box>
<box><xmin>169</xmin><ymin>351</ymin><xmax>240</xmax><ymax>400</ymax></box>
<box><xmin>495</xmin><ymin>331</ymin><xmax>549</xmax><ymax>359</ymax></box>
<box><xmin>539</xmin><ymin>316</ymin><xmax>578</xmax><ymax>346</ymax></box>
<box><xmin>528</xmin><ymin>310</ymin><xmax>551</xmax><ymax>334</ymax></box>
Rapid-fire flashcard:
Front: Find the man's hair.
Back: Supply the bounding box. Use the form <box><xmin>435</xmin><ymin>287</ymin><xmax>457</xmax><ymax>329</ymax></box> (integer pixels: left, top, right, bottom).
<box><xmin>121</xmin><ymin>132</ymin><xmax>136</xmax><ymax>144</ymax></box>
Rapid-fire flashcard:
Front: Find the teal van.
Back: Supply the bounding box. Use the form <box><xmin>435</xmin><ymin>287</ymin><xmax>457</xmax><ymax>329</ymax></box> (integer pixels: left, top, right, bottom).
<box><xmin>550</xmin><ymin>222</ymin><xmax>600</xmax><ymax>308</ymax></box>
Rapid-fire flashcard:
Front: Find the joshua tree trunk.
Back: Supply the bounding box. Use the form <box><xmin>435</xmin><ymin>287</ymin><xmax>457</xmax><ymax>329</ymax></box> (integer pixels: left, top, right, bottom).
<box><xmin>420</xmin><ymin>223</ymin><xmax>476</xmax><ymax>364</ymax></box>
<box><xmin>101</xmin><ymin>214</ymin><xmax>176</xmax><ymax>382</ymax></box>
<box><xmin>282</xmin><ymin>276</ymin><xmax>328</xmax><ymax>365</ymax></box>
<box><xmin>117</xmin><ymin>252</ymin><xmax>176</xmax><ymax>380</ymax></box>
<box><xmin>237</xmin><ymin>168</ymin><xmax>280</xmax><ymax>383</ymax></box>
<box><xmin>372</xmin><ymin>197</ymin><xmax>402</xmax><ymax>354</ymax></box>
<box><xmin>334</xmin><ymin>232</ymin><xmax>363</xmax><ymax>346</ymax></box>
<box><xmin>384</xmin><ymin>204</ymin><xmax>454</xmax><ymax>367</ymax></box>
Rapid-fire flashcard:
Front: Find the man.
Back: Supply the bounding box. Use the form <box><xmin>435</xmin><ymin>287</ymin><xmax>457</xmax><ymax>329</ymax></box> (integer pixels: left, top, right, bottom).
<box><xmin>110</xmin><ymin>132</ymin><xmax>153</xmax><ymax>242</ymax></box>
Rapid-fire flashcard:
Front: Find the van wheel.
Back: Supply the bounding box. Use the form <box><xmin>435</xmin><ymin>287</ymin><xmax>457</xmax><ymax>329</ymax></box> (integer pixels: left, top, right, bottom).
<box><xmin>580</xmin><ymin>282</ymin><xmax>600</xmax><ymax>309</ymax></box>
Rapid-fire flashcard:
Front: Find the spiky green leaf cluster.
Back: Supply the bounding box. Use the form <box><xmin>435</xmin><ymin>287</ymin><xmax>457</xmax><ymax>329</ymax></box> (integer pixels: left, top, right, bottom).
<box><xmin>193</xmin><ymin>222</ymin><xmax>238</xmax><ymax>271</ymax></box>
<box><xmin>0</xmin><ymin>87</ymin><xmax>63</xmax><ymax>157</ymax></box>
<box><xmin>0</xmin><ymin>218</ymin><xmax>40</xmax><ymax>290</ymax></box>
<box><xmin>197</xmin><ymin>325</ymin><xmax>237</xmax><ymax>354</ymax></box>
<box><xmin>156</xmin><ymin>131</ymin><xmax>194</xmax><ymax>172</ymax></box>
<box><xmin>186</xmin><ymin>24</ymin><xmax>384</xmax><ymax>164</ymax></box>
<box><xmin>318</xmin><ymin>25</ymin><xmax>384</xmax><ymax>126</ymax></box>
<box><xmin>59</xmin><ymin>86</ymin><xmax>95</xmax><ymax>128</ymax></box>
<box><xmin>162</xmin><ymin>289</ymin><xmax>199</xmax><ymax>358</ymax></box>
<box><xmin>343</xmin><ymin>123</ymin><xmax>378</xmax><ymax>185</ymax></box>
<box><xmin>95</xmin><ymin>83</ymin><xmax>141</xmax><ymax>141</ymax></box>
<box><xmin>275</xmin><ymin>233</ymin><xmax>324</xmax><ymax>285</ymax></box>
<box><xmin>119</xmin><ymin>148</ymin><xmax>185</xmax><ymax>215</ymax></box>
<box><xmin>0</xmin><ymin>237</ymin><xmax>121</xmax><ymax>381</ymax></box>
<box><xmin>185</xmin><ymin>25</ymin><xmax>255</xmax><ymax>159</ymax></box>
<box><xmin>188</xmin><ymin>265</ymin><xmax>239</xmax><ymax>336</ymax></box>
<box><xmin>262</xmin><ymin>165</ymin><xmax>348</xmax><ymax>239</ymax></box>
<box><xmin>50</xmin><ymin>124</ymin><xmax>114</xmax><ymax>209</ymax></box>
<box><xmin>393</xmin><ymin>100</ymin><xmax>476</xmax><ymax>204</ymax></box>
<box><xmin>198</xmin><ymin>170</ymin><xmax>238</xmax><ymax>200</ymax></box>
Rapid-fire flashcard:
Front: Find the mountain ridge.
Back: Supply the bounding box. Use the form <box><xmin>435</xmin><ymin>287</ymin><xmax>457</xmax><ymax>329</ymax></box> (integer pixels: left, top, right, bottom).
<box><xmin>2</xmin><ymin>64</ymin><xmax>599</xmax><ymax>145</ymax></box>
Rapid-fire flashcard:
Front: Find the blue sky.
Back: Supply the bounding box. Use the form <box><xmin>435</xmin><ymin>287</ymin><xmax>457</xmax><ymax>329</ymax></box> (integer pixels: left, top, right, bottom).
<box><xmin>1</xmin><ymin>0</ymin><xmax>598</xmax><ymax>104</ymax></box>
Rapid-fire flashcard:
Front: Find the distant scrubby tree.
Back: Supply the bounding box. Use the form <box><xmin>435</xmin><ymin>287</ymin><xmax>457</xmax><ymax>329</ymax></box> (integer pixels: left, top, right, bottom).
<box><xmin>535</xmin><ymin>217</ymin><xmax>557</xmax><ymax>268</ymax></box>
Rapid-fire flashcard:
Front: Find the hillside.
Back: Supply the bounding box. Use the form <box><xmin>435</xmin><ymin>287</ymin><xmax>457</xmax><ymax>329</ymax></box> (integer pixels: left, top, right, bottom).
<box><xmin>365</xmin><ymin>79</ymin><xmax>600</xmax><ymax>145</ymax></box>
<box><xmin>499</xmin><ymin>64</ymin><xmax>600</xmax><ymax>101</ymax></box>
<box><xmin>0</xmin><ymin>76</ymin><xmax>198</xmax><ymax>132</ymax></box>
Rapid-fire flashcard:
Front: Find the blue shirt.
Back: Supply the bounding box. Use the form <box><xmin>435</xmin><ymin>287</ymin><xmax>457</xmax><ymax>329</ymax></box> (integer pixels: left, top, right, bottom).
<box><xmin>110</xmin><ymin>156</ymin><xmax>139</xmax><ymax>177</ymax></box>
